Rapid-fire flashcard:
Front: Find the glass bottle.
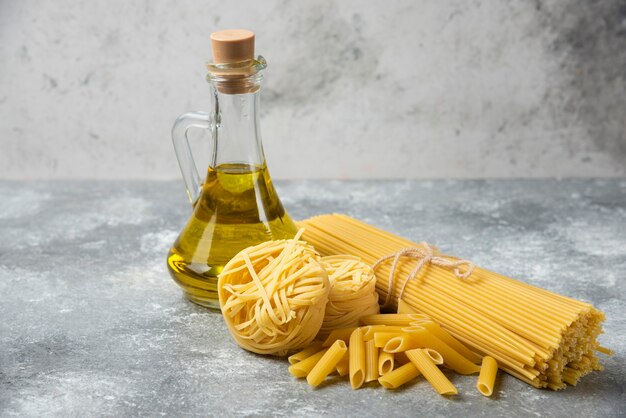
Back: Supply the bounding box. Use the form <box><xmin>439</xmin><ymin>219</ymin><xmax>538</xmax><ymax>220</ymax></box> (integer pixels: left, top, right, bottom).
<box><xmin>167</xmin><ymin>30</ymin><xmax>297</xmax><ymax>309</ymax></box>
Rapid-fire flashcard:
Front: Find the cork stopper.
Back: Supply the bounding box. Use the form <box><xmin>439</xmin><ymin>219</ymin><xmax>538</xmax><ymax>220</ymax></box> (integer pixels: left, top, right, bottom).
<box><xmin>208</xmin><ymin>29</ymin><xmax>263</xmax><ymax>94</ymax></box>
<box><xmin>210</xmin><ymin>29</ymin><xmax>255</xmax><ymax>64</ymax></box>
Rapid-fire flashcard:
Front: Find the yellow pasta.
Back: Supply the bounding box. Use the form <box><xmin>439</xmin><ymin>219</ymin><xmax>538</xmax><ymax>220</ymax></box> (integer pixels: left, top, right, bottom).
<box><xmin>361</xmin><ymin>313</ymin><xmax>430</xmax><ymax>326</ymax></box>
<box><xmin>374</xmin><ymin>331</ymin><xmax>406</xmax><ymax>348</ymax></box>
<box><xmin>403</xmin><ymin>327</ymin><xmax>481</xmax><ymax>375</ymax></box>
<box><xmin>321</xmin><ymin>327</ymin><xmax>357</xmax><ymax>347</ymax></box>
<box><xmin>318</xmin><ymin>256</ymin><xmax>379</xmax><ymax>337</ymax></box>
<box><xmin>349</xmin><ymin>327</ymin><xmax>366</xmax><ymax>389</ymax></box>
<box><xmin>362</xmin><ymin>325</ymin><xmax>406</xmax><ymax>340</ymax></box>
<box><xmin>406</xmin><ymin>348</ymin><xmax>458</xmax><ymax>395</ymax></box>
<box><xmin>378</xmin><ymin>362</ymin><xmax>421</xmax><ymax>389</ymax></box>
<box><xmin>419</xmin><ymin>322</ymin><xmax>482</xmax><ymax>364</ymax></box>
<box><xmin>288</xmin><ymin>341</ymin><xmax>324</xmax><ymax>364</ymax></box>
<box><xmin>307</xmin><ymin>340</ymin><xmax>348</xmax><ymax>387</ymax></box>
<box><xmin>596</xmin><ymin>346</ymin><xmax>614</xmax><ymax>356</ymax></box>
<box><xmin>378</xmin><ymin>351</ymin><xmax>395</xmax><ymax>375</ymax></box>
<box><xmin>285</xmin><ymin>324</ymin><xmax>482</xmax><ymax>396</ymax></box>
<box><xmin>422</xmin><ymin>348</ymin><xmax>444</xmax><ymax>365</ymax></box>
<box><xmin>336</xmin><ymin>352</ymin><xmax>350</xmax><ymax>376</ymax></box>
<box><xmin>299</xmin><ymin>214</ymin><xmax>607</xmax><ymax>389</ymax></box>
<box><xmin>397</xmin><ymin>298</ymin><xmax>418</xmax><ymax>314</ymax></box>
<box><xmin>218</xmin><ymin>232</ymin><xmax>330</xmax><ymax>356</ymax></box>
<box><xmin>365</xmin><ymin>339</ymin><xmax>380</xmax><ymax>382</ymax></box>
<box><xmin>383</xmin><ymin>332</ymin><xmax>419</xmax><ymax>353</ymax></box>
<box><xmin>477</xmin><ymin>356</ymin><xmax>498</xmax><ymax>396</ymax></box>
<box><xmin>288</xmin><ymin>349</ymin><xmax>328</xmax><ymax>378</ymax></box>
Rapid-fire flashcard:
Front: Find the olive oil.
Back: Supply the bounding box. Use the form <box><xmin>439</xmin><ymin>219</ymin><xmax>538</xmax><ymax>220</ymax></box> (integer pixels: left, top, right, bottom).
<box><xmin>167</xmin><ymin>163</ymin><xmax>297</xmax><ymax>308</ymax></box>
<box><xmin>169</xmin><ymin>30</ymin><xmax>296</xmax><ymax>309</ymax></box>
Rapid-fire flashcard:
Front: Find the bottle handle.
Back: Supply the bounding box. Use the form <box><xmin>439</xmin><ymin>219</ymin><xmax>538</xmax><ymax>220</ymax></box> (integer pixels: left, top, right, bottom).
<box><xmin>171</xmin><ymin>111</ymin><xmax>212</xmax><ymax>206</ymax></box>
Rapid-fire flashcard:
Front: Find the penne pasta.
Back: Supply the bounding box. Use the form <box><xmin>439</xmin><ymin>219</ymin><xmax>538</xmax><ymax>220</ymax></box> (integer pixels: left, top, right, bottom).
<box><xmin>401</xmin><ymin>327</ymin><xmax>481</xmax><ymax>375</ymax></box>
<box><xmin>378</xmin><ymin>362</ymin><xmax>421</xmax><ymax>389</ymax></box>
<box><xmin>362</xmin><ymin>325</ymin><xmax>406</xmax><ymax>341</ymax></box>
<box><xmin>288</xmin><ymin>349</ymin><xmax>329</xmax><ymax>378</ymax></box>
<box><xmin>383</xmin><ymin>332</ymin><xmax>419</xmax><ymax>353</ymax></box>
<box><xmin>374</xmin><ymin>331</ymin><xmax>406</xmax><ymax>348</ymax></box>
<box><xmin>406</xmin><ymin>349</ymin><xmax>458</xmax><ymax>395</ymax></box>
<box><xmin>336</xmin><ymin>351</ymin><xmax>350</xmax><ymax>376</ymax></box>
<box><xmin>349</xmin><ymin>328</ymin><xmax>366</xmax><ymax>389</ymax></box>
<box><xmin>378</xmin><ymin>351</ymin><xmax>395</xmax><ymax>375</ymax></box>
<box><xmin>476</xmin><ymin>356</ymin><xmax>498</xmax><ymax>396</ymax></box>
<box><xmin>307</xmin><ymin>340</ymin><xmax>348</xmax><ymax>387</ymax></box>
<box><xmin>288</xmin><ymin>341</ymin><xmax>324</xmax><ymax>364</ymax></box>
<box><xmin>321</xmin><ymin>327</ymin><xmax>358</xmax><ymax>347</ymax></box>
<box><xmin>419</xmin><ymin>322</ymin><xmax>482</xmax><ymax>364</ymax></box>
<box><xmin>361</xmin><ymin>313</ymin><xmax>430</xmax><ymax>326</ymax></box>
<box><xmin>423</xmin><ymin>348</ymin><xmax>444</xmax><ymax>365</ymax></box>
<box><xmin>365</xmin><ymin>339</ymin><xmax>380</xmax><ymax>382</ymax></box>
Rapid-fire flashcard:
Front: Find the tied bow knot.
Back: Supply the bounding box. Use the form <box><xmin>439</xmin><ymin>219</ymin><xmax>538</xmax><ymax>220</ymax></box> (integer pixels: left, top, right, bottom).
<box><xmin>371</xmin><ymin>243</ymin><xmax>475</xmax><ymax>310</ymax></box>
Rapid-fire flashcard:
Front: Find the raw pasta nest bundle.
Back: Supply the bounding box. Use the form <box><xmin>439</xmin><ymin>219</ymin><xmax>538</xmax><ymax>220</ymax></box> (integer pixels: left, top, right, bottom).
<box><xmin>217</xmin><ymin>233</ymin><xmax>330</xmax><ymax>356</ymax></box>
<box><xmin>317</xmin><ymin>255</ymin><xmax>379</xmax><ymax>336</ymax></box>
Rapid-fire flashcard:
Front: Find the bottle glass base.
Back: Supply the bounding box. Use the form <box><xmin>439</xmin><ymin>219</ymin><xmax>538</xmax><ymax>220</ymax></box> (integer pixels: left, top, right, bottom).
<box><xmin>184</xmin><ymin>290</ymin><xmax>221</xmax><ymax>310</ymax></box>
<box><xmin>167</xmin><ymin>259</ymin><xmax>222</xmax><ymax>310</ymax></box>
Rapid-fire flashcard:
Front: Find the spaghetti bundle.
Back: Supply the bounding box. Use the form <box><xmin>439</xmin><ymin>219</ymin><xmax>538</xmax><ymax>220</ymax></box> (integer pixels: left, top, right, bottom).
<box><xmin>218</xmin><ymin>232</ymin><xmax>330</xmax><ymax>356</ymax></box>
<box><xmin>298</xmin><ymin>214</ymin><xmax>606</xmax><ymax>390</ymax></box>
<box><xmin>317</xmin><ymin>255</ymin><xmax>379</xmax><ymax>336</ymax></box>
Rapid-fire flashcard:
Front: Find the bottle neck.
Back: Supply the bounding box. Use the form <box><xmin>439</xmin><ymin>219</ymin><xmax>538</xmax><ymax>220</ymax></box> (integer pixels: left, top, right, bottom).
<box><xmin>209</xmin><ymin>83</ymin><xmax>265</xmax><ymax>170</ymax></box>
<box><xmin>206</xmin><ymin>56</ymin><xmax>268</xmax><ymax>172</ymax></box>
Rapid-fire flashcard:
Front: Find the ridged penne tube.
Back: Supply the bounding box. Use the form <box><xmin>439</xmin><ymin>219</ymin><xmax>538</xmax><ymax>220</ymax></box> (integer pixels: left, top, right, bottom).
<box><xmin>423</xmin><ymin>348</ymin><xmax>444</xmax><ymax>365</ymax></box>
<box><xmin>288</xmin><ymin>349</ymin><xmax>328</xmax><ymax>378</ymax></box>
<box><xmin>378</xmin><ymin>351</ymin><xmax>394</xmax><ymax>375</ymax></box>
<box><xmin>307</xmin><ymin>340</ymin><xmax>348</xmax><ymax>387</ymax></box>
<box><xmin>349</xmin><ymin>328</ymin><xmax>366</xmax><ymax>389</ymax></box>
<box><xmin>477</xmin><ymin>356</ymin><xmax>498</xmax><ymax>396</ymax></box>
<box><xmin>382</xmin><ymin>332</ymin><xmax>418</xmax><ymax>353</ymax></box>
<box><xmin>336</xmin><ymin>352</ymin><xmax>350</xmax><ymax>376</ymax></box>
<box><xmin>401</xmin><ymin>328</ymin><xmax>481</xmax><ymax>375</ymax></box>
<box><xmin>288</xmin><ymin>341</ymin><xmax>324</xmax><ymax>364</ymax></box>
<box><xmin>361</xmin><ymin>314</ymin><xmax>430</xmax><ymax>326</ymax></box>
<box><xmin>362</xmin><ymin>325</ymin><xmax>405</xmax><ymax>340</ymax></box>
<box><xmin>374</xmin><ymin>332</ymin><xmax>406</xmax><ymax>348</ymax></box>
<box><xmin>406</xmin><ymin>349</ymin><xmax>458</xmax><ymax>395</ymax></box>
<box><xmin>596</xmin><ymin>346</ymin><xmax>614</xmax><ymax>355</ymax></box>
<box><xmin>321</xmin><ymin>327</ymin><xmax>357</xmax><ymax>347</ymax></box>
<box><xmin>365</xmin><ymin>340</ymin><xmax>379</xmax><ymax>382</ymax></box>
<box><xmin>419</xmin><ymin>322</ymin><xmax>482</xmax><ymax>364</ymax></box>
<box><xmin>378</xmin><ymin>362</ymin><xmax>421</xmax><ymax>389</ymax></box>
<box><xmin>408</xmin><ymin>318</ymin><xmax>435</xmax><ymax>326</ymax></box>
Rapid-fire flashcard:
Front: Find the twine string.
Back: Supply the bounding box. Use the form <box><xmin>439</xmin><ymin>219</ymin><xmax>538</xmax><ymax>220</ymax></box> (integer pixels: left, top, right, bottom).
<box><xmin>371</xmin><ymin>243</ymin><xmax>475</xmax><ymax>310</ymax></box>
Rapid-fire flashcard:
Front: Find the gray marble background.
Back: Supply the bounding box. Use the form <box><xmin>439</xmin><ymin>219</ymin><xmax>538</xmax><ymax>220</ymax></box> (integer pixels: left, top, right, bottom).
<box><xmin>1</xmin><ymin>0</ymin><xmax>625</xmax><ymax>180</ymax></box>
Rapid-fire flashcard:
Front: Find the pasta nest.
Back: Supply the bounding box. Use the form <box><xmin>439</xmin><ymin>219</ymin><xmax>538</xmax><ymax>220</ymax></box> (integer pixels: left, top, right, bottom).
<box><xmin>218</xmin><ymin>236</ymin><xmax>330</xmax><ymax>356</ymax></box>
<box><xmin>318</xmin><ymin>255</ymin><xmax>379</xmax><ymax>337</ymax></box>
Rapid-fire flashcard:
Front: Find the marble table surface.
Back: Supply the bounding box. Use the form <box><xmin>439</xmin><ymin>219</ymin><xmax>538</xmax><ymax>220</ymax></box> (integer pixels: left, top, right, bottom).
<box><xmin>1</xmin><ymin>179</ymin><xmax>625</xmax><ymax>417</ymax></box>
